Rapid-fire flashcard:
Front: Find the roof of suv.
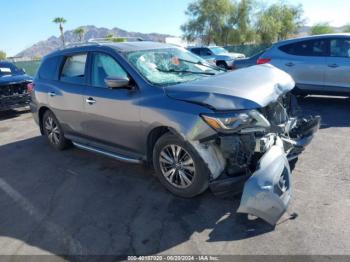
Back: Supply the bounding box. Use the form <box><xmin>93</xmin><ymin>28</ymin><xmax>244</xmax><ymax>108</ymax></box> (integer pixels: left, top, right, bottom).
<box><xmin>274</xmin><ymin>33</ymin><xmax>350</xmax><ymax>46</ymax></box>
<box><xmin>46</xmin><ymin>41</ymin><xmax>177</xmax><ymax>58</ymax></box>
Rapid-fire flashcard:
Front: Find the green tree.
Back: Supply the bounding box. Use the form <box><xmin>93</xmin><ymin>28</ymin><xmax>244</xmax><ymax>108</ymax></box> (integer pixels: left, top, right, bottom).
<box><xmin>52</xmin><ymin>17</ymin><xmax>67</xmax><ymax>46</ymax></box>
<box><xmin>0</xmin><ymin>50</ymin><xmax>6</xmax><ymax>60</ymax></box>
<box><xmin>73</xmin><ymin>27</ymin><xmax>85</xmax><ymax>42</ymax></box>
<box><xmin>310</xmin><ymin>22</ymin><xmax>334</xmax><ymax>35</ymax></box>
<box><xmin>256</xmin><ymin>2</ymin><xmax>304</xmax><ymax>44</ymax></box>
<box><xmin>181</xmin><ymin>0</ymin><xmax>232</xmax><ymax>45</ymax></box>
<box><xmin>342</xmin><ymin>24</ymin><xmax>350</xmax><ymax>33</ymax></box>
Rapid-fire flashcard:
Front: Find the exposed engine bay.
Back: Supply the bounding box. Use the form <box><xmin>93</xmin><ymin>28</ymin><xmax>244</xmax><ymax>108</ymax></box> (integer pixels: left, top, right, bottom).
<box><xmin>191</xmin><ymin>93</ymin><xmax>320</xmax><ymax>225</ymax></box>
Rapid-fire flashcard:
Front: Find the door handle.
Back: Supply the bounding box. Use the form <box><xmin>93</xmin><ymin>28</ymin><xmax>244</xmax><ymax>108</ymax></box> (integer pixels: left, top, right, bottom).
<box><xmin>48</xmin><ymin>92</ymin><xmax>56</xmax><ymax>97</ymax></box>
<box><xmin>328</xmin><ymin>63</ymin><xmax>339</xmax><ymax>68</ymax></box>
<box><xmin>86</xmin><ymin>97</ymin><xmax>96</xmax><ymax>105</ymax></box>
<box><xmin>285</xmin><ymin>62</ymin><xmax>295</xmax><ymax>67</ymax></box>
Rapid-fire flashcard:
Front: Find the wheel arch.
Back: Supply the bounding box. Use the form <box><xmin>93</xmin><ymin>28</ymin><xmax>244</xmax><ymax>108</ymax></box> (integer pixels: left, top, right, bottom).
<box><xmin>38</xmin><ymin>106</ymin><xmax>51</xmax><ymax>135</ymax></box>
<box><xmin>146</xmin><ymin>126</ymin><xmax>183</xmax><ymax>164</ymax></box>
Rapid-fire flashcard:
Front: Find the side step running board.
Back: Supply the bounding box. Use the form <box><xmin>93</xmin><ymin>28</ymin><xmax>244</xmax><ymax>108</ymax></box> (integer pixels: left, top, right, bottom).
<box><xmin>72</xmin><ymin>142</ymin><xmax>142</xmax><ymax>164</ymax></box>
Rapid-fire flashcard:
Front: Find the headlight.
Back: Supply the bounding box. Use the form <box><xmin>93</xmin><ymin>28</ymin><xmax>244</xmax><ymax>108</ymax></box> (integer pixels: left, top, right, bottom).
<box><xmin>201</xmin><ymin>110</ymin><xmax>270</xmax><ymax>133</ymax></box>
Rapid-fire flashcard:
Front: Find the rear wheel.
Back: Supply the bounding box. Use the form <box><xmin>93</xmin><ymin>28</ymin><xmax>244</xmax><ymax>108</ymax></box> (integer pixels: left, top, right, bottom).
<box><xmin>153</xmin><ymin>133</ymin><xmax>209</xmax><ymax>198</ymax></box>
<box><xmin>42</xmin><ymin>110</ymin><xmax>70</xmax><ymax>150</ymax></box>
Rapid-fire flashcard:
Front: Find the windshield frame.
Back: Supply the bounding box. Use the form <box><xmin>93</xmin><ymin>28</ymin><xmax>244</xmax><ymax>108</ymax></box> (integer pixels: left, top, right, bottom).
<box><xmin>123</xmin><ymin>47</ymin><xmax>224</xmax><ymax>86</ymax></box>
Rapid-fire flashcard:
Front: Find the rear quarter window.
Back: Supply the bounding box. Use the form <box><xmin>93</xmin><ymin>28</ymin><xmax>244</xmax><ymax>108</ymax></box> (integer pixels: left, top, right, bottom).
<box><xmin>38</xmin><ymin>56</ymin><xmax>61</xmax><ymax>80</ymax></box>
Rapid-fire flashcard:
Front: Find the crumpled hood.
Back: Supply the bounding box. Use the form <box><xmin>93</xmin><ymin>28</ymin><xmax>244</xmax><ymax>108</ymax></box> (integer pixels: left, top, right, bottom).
<box><xmin>165</xmin><ymin>64</ymin><xmax>295</xmax><ymax>110</ymax></box>
<box><xmin>0</xmin><ymin>74</ymin><xmax>32</xmax><ymax>86</ymax></box>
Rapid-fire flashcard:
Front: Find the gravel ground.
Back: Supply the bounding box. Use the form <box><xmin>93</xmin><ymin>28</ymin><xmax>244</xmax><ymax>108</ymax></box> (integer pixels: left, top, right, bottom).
<box><xmin>0</xmin><ymin>96</ymin><xmax>349</xmax><ymax>258</ymax></box>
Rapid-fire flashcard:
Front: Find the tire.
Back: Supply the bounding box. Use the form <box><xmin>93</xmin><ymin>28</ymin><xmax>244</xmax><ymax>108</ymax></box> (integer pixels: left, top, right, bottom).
<box><xmin>42</xmin><ymin>110</ymin><xmax>70</xmax><ymax>150</ymax></box>
<box><xmin>153</xmin><ymin>133</ymin><xmax>209</xmax><ymax>198</ymax></box>
<box><xmin>217</xmin><ymin>61</ymin><xmax>228</xmax><ymax>69</ymax></box>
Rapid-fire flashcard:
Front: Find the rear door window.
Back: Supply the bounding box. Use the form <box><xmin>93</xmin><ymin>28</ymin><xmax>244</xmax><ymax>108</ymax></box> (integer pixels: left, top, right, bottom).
<box><xmin>279</xmin><ymin>39</ymin><xmax>328</xmax><ymax>56</ymax></box>
<box><xmin>330</xmin><ymin>38</ymin><xmax>350</xmax><ymax>57</ymax></box>
<box><xmin>60</xmin><ymin>54</ymin><xmax>87</xmax><ymax>84</ymax></box>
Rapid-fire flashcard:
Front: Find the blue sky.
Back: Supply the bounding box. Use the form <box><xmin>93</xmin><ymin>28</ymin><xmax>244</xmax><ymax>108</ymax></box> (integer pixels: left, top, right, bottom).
<box><xmin>1</xmin><ymin>0</ymin><xmax>350</xmax><ymax>56</ymax></box>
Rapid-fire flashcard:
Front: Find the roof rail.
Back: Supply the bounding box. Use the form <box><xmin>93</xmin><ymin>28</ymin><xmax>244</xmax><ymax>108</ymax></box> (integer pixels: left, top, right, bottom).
<box><xmin>88</xmin><ymin>37</ymin><xmax>144</xmax><ymax>42</ymax></box>
<box><xmin>59</xmin><ymin>37</ymin><xmax>145</xmax><ymax>50</ymax></box>
<box><xmin>59</xmin><ymin>41</ymin><xmax>101</xmax><ymax>50</ymax></box>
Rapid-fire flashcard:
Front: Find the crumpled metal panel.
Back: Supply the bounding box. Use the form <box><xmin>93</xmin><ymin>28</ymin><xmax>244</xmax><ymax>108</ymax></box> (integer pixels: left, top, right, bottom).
<box><xmin>165</xmin><ymin>64</ymin><xmax>295</xmax><ymax>110</ymax></box>
<box><xmin>237</xmin><ymin>145</ymin><xmax>291</xmax><ymax>225</ymax></box>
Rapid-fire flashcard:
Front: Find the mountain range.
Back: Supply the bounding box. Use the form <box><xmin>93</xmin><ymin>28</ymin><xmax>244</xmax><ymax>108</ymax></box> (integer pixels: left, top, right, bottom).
<box><xmin>16</xmin><ymin>25</ymin><xmax>173</xmax><ymax>58</ymax></box>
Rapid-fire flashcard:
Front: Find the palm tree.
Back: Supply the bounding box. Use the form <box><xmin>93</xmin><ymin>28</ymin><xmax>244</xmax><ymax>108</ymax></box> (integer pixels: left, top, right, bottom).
<box><xmin>53</xmin><ymin>17</ymin><xmax>67</xmax><ymax>46</ymax></box>
<box><xmin>74</xmin><ymin>27</ymin><xmax>85</xmax><ymax>42</ymax></box>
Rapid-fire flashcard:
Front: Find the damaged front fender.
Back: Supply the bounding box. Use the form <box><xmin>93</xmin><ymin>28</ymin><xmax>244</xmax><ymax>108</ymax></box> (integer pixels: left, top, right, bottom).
<box><xmin>237</xmin><ymin>145</ymin><xmax>291</xmax><ymax>225</ymax></box>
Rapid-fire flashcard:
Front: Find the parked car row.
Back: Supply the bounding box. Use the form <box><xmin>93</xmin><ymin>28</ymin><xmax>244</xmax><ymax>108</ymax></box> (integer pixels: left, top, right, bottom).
<box><xmin>233</xmin><ymin>33</ymin><xmax>350</xmax><ymax>97</ymax></box>
<box><xmin>29</xmin><ymin>41</ymin><xmax>319</xmax><ymax>225</ymax></box>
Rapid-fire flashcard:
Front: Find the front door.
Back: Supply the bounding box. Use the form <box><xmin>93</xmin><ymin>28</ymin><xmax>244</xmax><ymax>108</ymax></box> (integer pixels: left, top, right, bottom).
<box><xmin>81</xmin><ymin>52</ymin><xmax>142</xmax><ymax>154</ymax></box>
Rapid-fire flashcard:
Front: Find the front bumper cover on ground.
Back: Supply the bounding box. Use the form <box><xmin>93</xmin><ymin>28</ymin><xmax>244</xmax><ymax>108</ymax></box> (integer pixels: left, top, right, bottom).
<box><xmin>237</xmin><ymin>145</ymin><xmax>291</xmax><ymax>225</ymax></box>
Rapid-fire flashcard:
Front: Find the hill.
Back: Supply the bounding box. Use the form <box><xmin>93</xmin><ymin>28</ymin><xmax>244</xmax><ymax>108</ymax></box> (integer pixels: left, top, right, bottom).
<box><xmin>16</xmin><ymin>25</ymin><xmax>173</xmax><ymax>58</ymax></box>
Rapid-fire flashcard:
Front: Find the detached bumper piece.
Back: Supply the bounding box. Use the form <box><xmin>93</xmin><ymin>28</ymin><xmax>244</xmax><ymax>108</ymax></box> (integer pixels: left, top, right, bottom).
<box><xmin>237</xmin><ymin>146</ymin><xmax>291</xmax><ymax>225</ymax></box>
<box><xmin>0</xmin><ymin>82</ymin><xmax>31</xmax><ymax>111</ymax></box>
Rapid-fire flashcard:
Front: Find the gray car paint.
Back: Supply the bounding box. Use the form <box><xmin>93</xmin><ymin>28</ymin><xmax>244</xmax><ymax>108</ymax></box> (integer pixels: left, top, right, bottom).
<box><xmin>261</xmin><ymin>33</ymin><xmax>350</xmax><ymax>94</ymax></box>
<box><xmin>31</xmin><ymin>41</ymin><xmax>316</xmax><ymax>225</ymax></box>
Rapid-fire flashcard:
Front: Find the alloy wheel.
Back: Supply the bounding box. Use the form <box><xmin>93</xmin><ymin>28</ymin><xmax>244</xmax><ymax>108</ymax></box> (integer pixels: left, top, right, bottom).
<box><xmin>159</xmin><ymin>144</ymin><xmax>196</xmax><ymax>188</ymax></box>
<box><xmin>45</xmin><ymin>116</ymin><xmax>60</xmax><ymax>145</ymax></box>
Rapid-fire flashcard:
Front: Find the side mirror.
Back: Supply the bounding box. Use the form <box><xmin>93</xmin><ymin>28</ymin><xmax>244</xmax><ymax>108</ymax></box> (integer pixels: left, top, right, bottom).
<box><xmin>104</xmin><ymin>76</ymin><xmax>130</xmax><ymax>89</ymax></box>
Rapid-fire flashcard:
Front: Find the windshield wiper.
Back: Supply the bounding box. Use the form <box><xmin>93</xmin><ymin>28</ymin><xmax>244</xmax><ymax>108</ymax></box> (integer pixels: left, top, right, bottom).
<box><xmin>157</xmin><ymin>68</ymin><xmax>215</xmax><ymax>75</ymax></box>
<box><xmin>178</xmin><ymin>58</ymin><xmax>227</xmax><ymax>72</ymax></box>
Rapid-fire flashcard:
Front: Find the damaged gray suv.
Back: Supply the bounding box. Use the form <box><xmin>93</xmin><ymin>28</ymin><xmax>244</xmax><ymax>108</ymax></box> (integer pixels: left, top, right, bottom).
<box><xmin>30</xmin><ymin>41</ymin><xmax>320</xmax><ymax>225</ymax></box>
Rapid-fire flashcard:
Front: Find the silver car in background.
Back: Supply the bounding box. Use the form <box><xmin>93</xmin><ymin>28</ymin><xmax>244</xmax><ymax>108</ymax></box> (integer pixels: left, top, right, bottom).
<box><xmin>259</xmin><ymin>34</ymin><xmax>350</xmax><ymax>96</ymax></box>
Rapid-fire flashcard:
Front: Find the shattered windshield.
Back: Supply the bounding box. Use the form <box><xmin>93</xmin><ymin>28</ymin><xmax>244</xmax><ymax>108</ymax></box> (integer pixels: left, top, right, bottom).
<box><xmin>125</xmin><ymin>47</ymin><xmax>224</xmax><ymax>85</ymax></box>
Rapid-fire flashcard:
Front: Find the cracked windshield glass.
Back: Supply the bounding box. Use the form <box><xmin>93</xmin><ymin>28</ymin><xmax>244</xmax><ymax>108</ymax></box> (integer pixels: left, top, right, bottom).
<box><xmin>126</xmin><ymin>47</ymin><xmax>223</xmax><ymax>85</ymax></box>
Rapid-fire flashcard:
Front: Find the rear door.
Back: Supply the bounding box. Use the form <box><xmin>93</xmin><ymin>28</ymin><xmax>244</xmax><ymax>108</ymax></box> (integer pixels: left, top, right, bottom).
<box><xmin>324</xmin><ymin>37</ymin><xmax>350</xmax><ymax>92</ymax></box>
<box><xmin>81</xmin><ymin>51</ymin><xmax>141</xmax><ymax>155</ymax></box>
<box><xmin>48</xmin><ymin>53</ymin><xmax>87</xmax><ymax>134</ymax></box>
<box><xmin>271</xmin><ymin>39</ymin><xmax>328</xmax><ymax>91</ymax></box>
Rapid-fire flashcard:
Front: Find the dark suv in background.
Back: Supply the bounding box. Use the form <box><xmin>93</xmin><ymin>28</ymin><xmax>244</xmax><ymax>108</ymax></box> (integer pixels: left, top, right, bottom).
<box><xmin>0</xmin><ymin>61</ymin><xmax>32</xmax><ymax>111</ymax></box>
<box><xmin>30</xmin><ymin>41</ymin><xmax>319</xmax><ymax>225</ymax></box>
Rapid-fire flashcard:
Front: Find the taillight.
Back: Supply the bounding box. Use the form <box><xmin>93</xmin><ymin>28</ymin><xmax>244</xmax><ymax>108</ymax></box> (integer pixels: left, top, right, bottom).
<box><xmin>257</xmin><ymin>58</ymin><xmax>271</xmax><ymax>65</ymax></box>
<box><xmin>27</xmin><ymin>82</ymin><xmax>34</xmax><ymax>93</ymax></box>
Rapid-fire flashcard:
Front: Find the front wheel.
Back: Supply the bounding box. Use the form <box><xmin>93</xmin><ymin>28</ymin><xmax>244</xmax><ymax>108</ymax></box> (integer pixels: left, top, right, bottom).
<box><xmin>153</xmin><ymin>133</ymin><xmax>209</xmax><ymax>198</ymax></box>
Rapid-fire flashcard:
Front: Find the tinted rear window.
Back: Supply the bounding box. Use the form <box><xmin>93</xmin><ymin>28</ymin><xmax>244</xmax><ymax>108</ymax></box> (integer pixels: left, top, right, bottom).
<box><xmin>279</xmin><ymin>39</ymin><xmax>328</xmax><ymax>56</ymax></box>
<box><xmin>39</xmin><ymin>56</ymin><xmax>60</xmax><ymax>80</ymax></box>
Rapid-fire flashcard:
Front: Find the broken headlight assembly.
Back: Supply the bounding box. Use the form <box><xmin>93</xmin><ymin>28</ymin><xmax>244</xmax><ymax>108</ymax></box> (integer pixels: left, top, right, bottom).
<box><xmin>201</xmin><ymin>110</ymin><xmax>270</xmax><ymax>134</ymax></box>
